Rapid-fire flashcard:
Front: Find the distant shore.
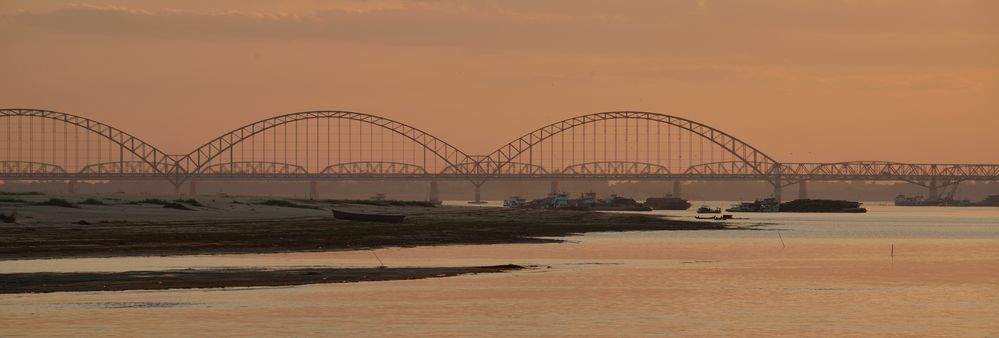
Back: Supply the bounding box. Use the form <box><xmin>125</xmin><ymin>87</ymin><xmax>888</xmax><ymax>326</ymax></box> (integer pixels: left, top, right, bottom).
<box><xmin>0</xmin><ymin>194</ymin><xmax>726</xmax><ymax>260</ymax></box>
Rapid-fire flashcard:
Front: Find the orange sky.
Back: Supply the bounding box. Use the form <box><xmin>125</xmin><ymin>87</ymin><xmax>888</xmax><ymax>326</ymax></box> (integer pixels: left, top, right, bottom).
<box><xmin>1</xmin><ymin>0</ymin><xmax>997</xmax><ymax>163</ymax></box>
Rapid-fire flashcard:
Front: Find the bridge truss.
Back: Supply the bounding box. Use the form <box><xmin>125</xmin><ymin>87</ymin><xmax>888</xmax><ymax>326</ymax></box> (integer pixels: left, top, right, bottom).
<box><xmin>2</xmin><ymin>108</ymin><xmax>997</xmax><ymax>200</ymax></box>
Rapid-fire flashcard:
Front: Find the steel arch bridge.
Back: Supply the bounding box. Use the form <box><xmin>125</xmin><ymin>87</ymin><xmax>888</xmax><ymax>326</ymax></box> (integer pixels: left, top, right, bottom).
<box><xmin>2</xmin><ymin>107</ymin><xmax>998</xmax><ymax>200</ymax></box>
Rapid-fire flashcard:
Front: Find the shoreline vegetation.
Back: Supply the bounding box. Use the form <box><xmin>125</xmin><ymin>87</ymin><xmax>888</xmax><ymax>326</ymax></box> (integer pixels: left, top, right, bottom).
<box><xmin>0</xmin><ymin>193</ymin><xmax>726</xmax><ymax>293</ymax></box>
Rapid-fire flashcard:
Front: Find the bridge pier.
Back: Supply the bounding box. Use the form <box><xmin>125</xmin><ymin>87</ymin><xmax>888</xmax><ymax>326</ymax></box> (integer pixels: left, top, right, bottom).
<box><xmin>550</xmin><ymin>180</ymin><xmax>559</xmax><ymax>195</ymax></box>
<box><xmin>927</xmin><ymin>177</ymin><xmax>939</xmax><ymax>200</ymax></box>
<box><xmin>429</xmin><ymin>180</ymin><xmax>440</xmax><ymax>204</ymax></box>
<box><xmin>189</xmin><ymin>181</ymin><xmax>198</xmax><ymax>196</ymax></box>
<box><xmin>672</xmin><ymin>180</ymin><xmax>682</xmax><ymax>197</ymax></box>
<box><xmin>309</xmin><ymin>180</ymin><xmax>318</xmax><ymax>200</ymax></box>
<box><xmin>772</xmin><ymin>176</ymin><xmax>783</xmax><ymax>204</ymax></box>
<box><xmin>67</xmin><ymin>181</ymin><xmax>78</xmax><ymax>194</ymax></box>
<box><xmin>798</xmin><ymin>181</ymin><xmax>808</xmax><ymax>200</ymax></box>
<box><xmin>472</xmin><ymin>183</ymin><xmax>483</xmax><ymax>204</ymax></box>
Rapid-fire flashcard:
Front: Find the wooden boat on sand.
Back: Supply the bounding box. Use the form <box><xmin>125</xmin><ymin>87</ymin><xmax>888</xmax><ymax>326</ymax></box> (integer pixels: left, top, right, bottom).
<box><xmin>332</xmin><ymin>209</ymin><xmax>405</xmax><ymax>223</ymax></box>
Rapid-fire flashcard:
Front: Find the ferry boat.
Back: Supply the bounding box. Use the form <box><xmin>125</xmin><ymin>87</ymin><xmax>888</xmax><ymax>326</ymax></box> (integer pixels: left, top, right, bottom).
<box><xmin>726</xmin><ymin>198</ymin><xmax>780</xmax><ymax>212</ymax></box>
<box><xmin>644</xmin><ymin>194</ymin><xmax>692</xmax><ymax>210</ymax></box>
<box><xmin>696</xmin><ymin>205</ymin><xmax>722</xmax><ymax>214</ymax></box>
<box><xmin>895</xmin><ymin>194</ymin><xmax>973</xmax><ymax>207</ymax></box>
<box><xmin>582</xmin><ymin>193</ymin><xmax>651</xmax><ymax>211</ymax></box>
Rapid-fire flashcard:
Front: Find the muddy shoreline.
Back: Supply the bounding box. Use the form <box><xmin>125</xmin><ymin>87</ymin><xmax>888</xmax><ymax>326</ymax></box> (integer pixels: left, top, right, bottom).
<box><xmin>1</xmin><ymin>203</ymin><xmax>725</xmax><ymax>261</ymax></box>
<box><xmin>0</xmin><ymin>199</ymin><xmax>725</xmax><ymax>293</ymax></box>
<box><xmin>0</xmin><ymin>265</ymin><xmax>526</xmax><ymax>294</ymax></box>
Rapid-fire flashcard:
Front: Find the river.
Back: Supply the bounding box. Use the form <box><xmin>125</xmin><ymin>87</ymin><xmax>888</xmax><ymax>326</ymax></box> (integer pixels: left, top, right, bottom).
<box><xmin>2</xmin><ymin>203</ymin><xmax>997</xmax><ymax>336</ymax></box>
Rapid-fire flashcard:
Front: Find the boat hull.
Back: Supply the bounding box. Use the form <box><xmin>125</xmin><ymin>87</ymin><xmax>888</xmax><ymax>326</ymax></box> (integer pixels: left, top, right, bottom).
<box><xmin>332</xmin><ymin>209</ymin><xmax>406</xmax><ymax>223</ymax></box>
<box><xmin>644</xmin><ymin>197</ymin><xmax>692</xmax><ymax>210</ymax></box>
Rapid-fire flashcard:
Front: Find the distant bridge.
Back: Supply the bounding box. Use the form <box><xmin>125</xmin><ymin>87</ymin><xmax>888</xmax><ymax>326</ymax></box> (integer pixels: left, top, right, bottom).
<box><xmin>2</xmin><ymin>108</ymin><xmax>997</xmax><ymax>201</ymax></box>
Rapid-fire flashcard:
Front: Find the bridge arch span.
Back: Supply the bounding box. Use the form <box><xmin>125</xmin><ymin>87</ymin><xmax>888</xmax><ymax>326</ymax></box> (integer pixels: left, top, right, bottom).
<box><xmin>0</xmin><ymin>108</ymin><xmax>177</xmax><ymax>178</ymax></box>
<box><xmin>485</xmin><ymin>111</ymin><xmax>777</xmax><ymax>178</ymax></box>
<box><xmin>180</xmin><ymin>111</ymin><xmax>471</xmax><ymax>178</ymax></box>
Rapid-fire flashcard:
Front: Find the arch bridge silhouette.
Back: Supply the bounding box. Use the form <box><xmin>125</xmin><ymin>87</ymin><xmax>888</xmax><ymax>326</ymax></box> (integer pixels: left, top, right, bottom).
<box><xmin>2</xmin><ymin>108</ymin><xmax>997</xmax><ymax>202</ymax></box>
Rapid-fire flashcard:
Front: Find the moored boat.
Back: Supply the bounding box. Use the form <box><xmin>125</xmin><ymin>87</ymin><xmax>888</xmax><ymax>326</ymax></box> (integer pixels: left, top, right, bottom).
<box><xmin>726</xmin><ymin>198</ymin><xmax>779</xmax><ymax>212</ymax></box>
<box><xmin>779</xmin><ymin>199</ymin><xmax>866</xmax><ymax>213</ymax></box>
<box><xmin>644</xmin><ymin>194</ymin><xmax>692</xmax><ymax>210</ymax></box>
<box><xmin>976</xmin><ymin>195</ymin><xmax>999</xmax><ymax>207</ymax></box>
<box><xmin>503</xmin><ymin>196</ymin><xmax>528</xmax><ymax>207</ymax></box>
<box><xmin>695</xmin><ymin>214</ymin><xmax>733</xmax><ymax>220</ymax></box>
<box><xmin>696</xmin><ymin>205</ymin><xmax>722</xmax><ymax>214</ymax></box>
<box><xmin>332</xmin><ymin>209</ymin><xmax>406</xmax><ymax>223</ymax></box>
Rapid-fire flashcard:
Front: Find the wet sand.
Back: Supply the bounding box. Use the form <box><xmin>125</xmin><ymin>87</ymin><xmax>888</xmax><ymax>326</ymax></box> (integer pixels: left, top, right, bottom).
<box><xmin>0</xmin><ymin>265</ymin><xmax>524</xmax><ymax>294</ymax></box>
<box><xmin>0</xmin><ymin>194</ymin><xmax>722</xmax><ymax>293</ymax></box>
<box><xmin>0</xmin><ymin>195</ymin><xmax>724</xmax><ymax>260</ymax></box>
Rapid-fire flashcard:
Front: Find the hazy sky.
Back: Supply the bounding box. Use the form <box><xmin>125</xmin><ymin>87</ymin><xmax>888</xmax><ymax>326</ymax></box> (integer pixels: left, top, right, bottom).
<box><xmin>2</xmin><ymin>0</ymin><xmax>997</xmax><ymax>162</ymax></box>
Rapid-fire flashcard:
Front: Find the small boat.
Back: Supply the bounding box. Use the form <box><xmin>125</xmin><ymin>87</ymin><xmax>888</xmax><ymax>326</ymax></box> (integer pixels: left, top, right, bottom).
<box><xmin>503</xmin><ymin>196</ymin><xmax>527</xmax><ymax>208</ymax></box>
<box><xmin>726</xmin><ymin>197</ymin><xmax>780</xmax><ymax>212</ymax></box>
<box><xmin>696</xmin><ymin>205</ymin><xmax>722</xmax><ymax>214</ymax></box>
<box><xmin>332</xmin><ymin>209</ymin><xmax>405</xmax><ymax>223</ymax></box>
<box><xmin>695</xmin><ymin>214</ymin><xmax>734</xmax><ymax>220</ymax></box>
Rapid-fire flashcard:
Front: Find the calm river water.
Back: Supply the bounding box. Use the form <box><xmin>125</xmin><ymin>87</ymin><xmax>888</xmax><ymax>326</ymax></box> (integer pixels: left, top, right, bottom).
<box><xmin>2</xmin><ymin>203</ymin><xmax>998</xmax><ymax>337</ymax></box>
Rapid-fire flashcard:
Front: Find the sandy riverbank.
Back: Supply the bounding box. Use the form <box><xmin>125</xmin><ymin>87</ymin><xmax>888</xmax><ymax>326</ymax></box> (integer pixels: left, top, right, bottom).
<box><xmin>0</xmin><ymin>193</ymin><xmax>725</xmax><ymax>260</ymax></box>
<box><xmin>0</xmin><ymin>265</ymin><xmax>525</xmax><ymax>294</ymax></box>
<box><xmin>0</xmin><ymin>193</ymin><xmax>726</xmax><ymax>293</ymax></box>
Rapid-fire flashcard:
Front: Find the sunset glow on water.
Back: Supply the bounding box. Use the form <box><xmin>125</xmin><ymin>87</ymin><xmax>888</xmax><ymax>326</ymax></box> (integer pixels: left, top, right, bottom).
<box><xmin>2</xmin><ymin>205</ymin><xmax>998</xmax><ymax>336</ymax></box>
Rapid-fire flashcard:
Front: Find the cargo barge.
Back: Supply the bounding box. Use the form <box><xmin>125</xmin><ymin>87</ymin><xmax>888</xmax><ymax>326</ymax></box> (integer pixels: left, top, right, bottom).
<box><xmin>726</xmin><ymin>198</ymin><xmax>867</xmax><ymax>213</ymax></box>
<box><xmin>895</xmin><ymin>194</ymin><xmax>999</xmax><ymax>207</ymax></box>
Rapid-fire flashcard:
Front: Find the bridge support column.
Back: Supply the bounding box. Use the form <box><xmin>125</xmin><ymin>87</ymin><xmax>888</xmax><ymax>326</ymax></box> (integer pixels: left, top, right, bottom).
<box><xmin>189</xmin><ymin>181</ymin><xmax>198</xmax><ymax>196</ymax></box>
<box><xmin>472</xmin><ymin>183</ymin><xmax>483</xmax><ymax>204</ymax></box>
<box><xmin>550</xmin><ymin>180</ymin><xmax>559</xmax><ymax>195</ymax></box>
<box><xmin>309</xmin><ymin>181</ymin><xmax>318</xmax><ymax>200</ymax></box>
<box><xmin>429</xmin><ymin>180</ymin><xmax>440</xmax><ymax>204</ymax></box>
<box><xmin>67</xmin><ymin>181</ymin><xmax>78</xmax><ymax>194</ymax></box>
<box><xmin>772</xmin><ymin>180</ymin><xmax>783</xmax><ymax>204</ymax></box>
<box><xmin>798</xmin><ymin>181</ymin><xmax>808</xmax><ymax>200</ymax></box>
<box><xmin>672</xmin><ymin>180</ymin><xmax>682</xmax><ymax>198</ymax></box>
<box><xmin>927</xmin><ymin>177</ymin><xmax>939</xmax><ymax>200</ymax></box>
